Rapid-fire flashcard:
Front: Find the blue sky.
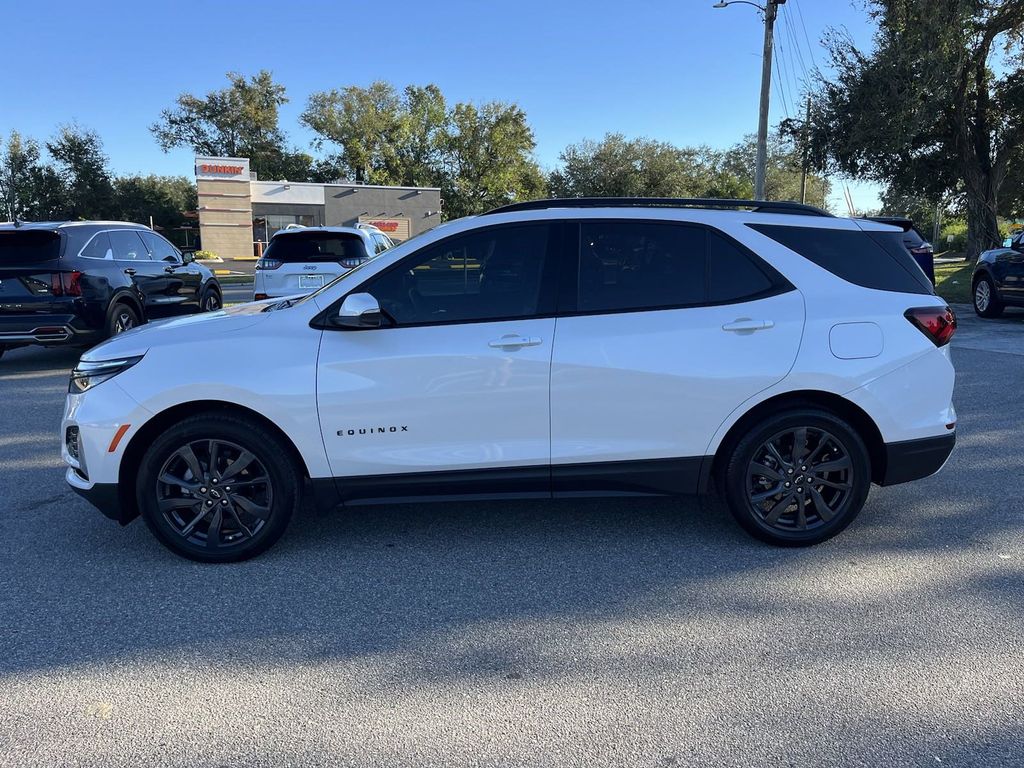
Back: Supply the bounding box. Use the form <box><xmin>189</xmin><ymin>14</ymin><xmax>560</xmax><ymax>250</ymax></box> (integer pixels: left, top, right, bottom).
<box><xmin>0</xmin><ymin>0</ymin><xmax>881</xmax><ymax>211</ymax></box>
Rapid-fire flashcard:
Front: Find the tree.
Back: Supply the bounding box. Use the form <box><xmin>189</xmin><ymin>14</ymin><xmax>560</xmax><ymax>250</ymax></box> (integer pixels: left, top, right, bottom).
<box><xmin>112</xmin><ymin>175</ymin><xmax>197</xmax><ymax>230</ymax></box>
<box><xmin>548</xmin><ymin>132</ymin><xmax>828</xmax><ymax>207</ymax></box>
<box><xmin>302</xmin><ymin>81</ymin><xmax>545</xmax><ymax>218</ymax></box>
<box><xmin>805</xmin><ymin>1</ymin><xmax>1024</xmax><ymax>258</ymax></box>
<box><xmin>440</xmin><ymin>102</ymin><xmax>546</xmax><ymax>219</ymax></box>
<box><xmin>151</xmin><ymin>71</ymin><xmax>311</xmax><ymax>181</ymax></box>
<box><xmin>0</xmin><ymin>131</ymin><xmax>48</xmax><ymax>220</ymax></box>
<box><xmin>46</xmin><ymin>124</ymin><xmax>115</xmax><ymax>219</ymax></box>
<box><xmin>301</xmin><ymin>81</ymin><xmax>447</xmax><ymax>186</ymax></box>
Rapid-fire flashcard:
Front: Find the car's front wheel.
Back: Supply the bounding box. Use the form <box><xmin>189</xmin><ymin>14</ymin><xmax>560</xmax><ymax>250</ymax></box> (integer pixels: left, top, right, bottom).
<box><xmin>973</xmin><ymin>274</ymin><xmax>1003</xmax><ymax>318</ymax></box>
<box><xmin>720</xmin><ymin>408</ymin><xmax>871</xmax><ymax>546</ymax></box>
<box><xmin>137</xmin><ymin>413</ymin><xmax>301</xmax><ymax>562</ymax></box>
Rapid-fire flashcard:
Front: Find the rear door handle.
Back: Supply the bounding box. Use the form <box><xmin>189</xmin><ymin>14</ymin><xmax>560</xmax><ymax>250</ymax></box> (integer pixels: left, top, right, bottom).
<box><xmin>123</xmin><ymin>268</ymin><xmax>136</xmax><ymax>276</ymax></box>
<box><xmin>722</xmin><ymin>318</ymin><xmax>774</xmax><ymax>333</ymax></box>
<box><xmin>488</xmin><ymin>335</ymin><xmax>542</xmax><ymax>349</ymax></box>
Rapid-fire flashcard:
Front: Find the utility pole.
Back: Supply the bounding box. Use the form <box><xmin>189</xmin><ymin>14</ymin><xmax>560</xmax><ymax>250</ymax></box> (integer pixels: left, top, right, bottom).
<box><xmin>799</xmin><ymin>95</ymin><xmax>810</xmax><ymax>204</ymax></box>
<box><xmin>714</xmin><ymin>0</ymin><xmax>786</xmax><ymax>200</ymax></box>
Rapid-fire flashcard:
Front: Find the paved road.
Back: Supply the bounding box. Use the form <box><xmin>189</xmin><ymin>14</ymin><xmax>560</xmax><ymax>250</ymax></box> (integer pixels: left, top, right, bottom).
<box><xmin>1</xmin><ymin>324</ymin><xmax>1022</xmax><ymax>767</ymax></box>
<box><xmin>221</xmin><ymin>278</ymin><xmax>255</xmax><ymax>305</ymax></box>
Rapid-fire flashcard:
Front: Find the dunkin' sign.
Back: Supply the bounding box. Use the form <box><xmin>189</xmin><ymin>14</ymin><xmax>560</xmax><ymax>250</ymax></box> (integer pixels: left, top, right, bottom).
<box><xmin>195</xmin><ymin>156</ymin><xmax>250</xmax><ymax>181</ymax></box>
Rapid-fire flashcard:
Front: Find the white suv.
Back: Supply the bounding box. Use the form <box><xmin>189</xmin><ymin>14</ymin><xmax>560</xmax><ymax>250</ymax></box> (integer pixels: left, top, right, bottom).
<box><xmin>62</xmin><ymin>198</ymin><xmax>957</xmax><ymax>562</ymax></box>
<box><xmin>252</xmin><ymin>224</ymin><xmax>393</xmax><ymax>300</ymax></box>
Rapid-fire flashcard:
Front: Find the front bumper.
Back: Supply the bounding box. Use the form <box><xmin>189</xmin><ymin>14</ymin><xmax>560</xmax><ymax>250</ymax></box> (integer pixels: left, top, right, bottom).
<box><xmin>66</xmin><ymin>467</ymin><xmax>128</xmax><ymax>523</ymax></box>
<box><xmin>879</xmin><ymin>432</ymin><xmax>956</xmax><ymax>486</ymax></box>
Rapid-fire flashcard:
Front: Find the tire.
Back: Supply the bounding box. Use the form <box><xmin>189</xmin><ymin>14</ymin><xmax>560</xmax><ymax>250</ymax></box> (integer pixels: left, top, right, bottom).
<box><xmin>136</xmin><ymin>413</ymin><xmax>302</xmax><ymax>563</ymax></box>
<box><xmin>200</xmin><ymin>286</ymin><xmax>222</xmax><ymax>312</ymax></box>
<box><xmin>107</xmin><ymin>302</ymin><xmax>140</xmax><ymax>337</ymax></box>
<box><xmin>720</xmin><ymin>408</ymin><xmax>871</xmax><ymax>547</ymax></box>
<box><xmin>973</xmin><ymin>274</ymin><xmax>1003</xmax><ymax>318</ymax></box>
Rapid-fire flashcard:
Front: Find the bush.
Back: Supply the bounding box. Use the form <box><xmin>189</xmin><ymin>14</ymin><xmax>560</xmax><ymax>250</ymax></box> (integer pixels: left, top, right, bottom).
<box><xmin>938</xmin><ymin>220</ymin><xmax>968</xmax><ymax>253</ymax></box>
<box><xmin>194</xmin><ymin>250</ymin><xmax>218</xmax><ymax>260</ymax></box>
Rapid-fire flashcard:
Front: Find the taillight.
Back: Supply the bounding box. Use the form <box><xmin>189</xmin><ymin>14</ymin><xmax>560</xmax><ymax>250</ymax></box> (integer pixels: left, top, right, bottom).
<box><xmin>905</xmin><ymin>306</ymin><xmax>956</xmax><ymax>347</ymax></box>
<box><xmin>255</xmin><ymin>258</ymin><xmax>282</xmax><ymax>270</ymax></box>
<box><xmin>910</xmin><ymin>245</ymin><xmax>932</xmax><ymax>255</ymax></box>
<box><xmin>50</xmin><ymin>271</ymin><xmax>83</xmax><ymax>296</ymax></box>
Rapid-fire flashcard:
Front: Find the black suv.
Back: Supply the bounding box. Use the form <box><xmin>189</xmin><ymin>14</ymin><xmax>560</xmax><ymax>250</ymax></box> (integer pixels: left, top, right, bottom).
<box><xmin>0</xmin><ymin>221</ymin><xmax>222</xmax><ymax>359</ymax></box>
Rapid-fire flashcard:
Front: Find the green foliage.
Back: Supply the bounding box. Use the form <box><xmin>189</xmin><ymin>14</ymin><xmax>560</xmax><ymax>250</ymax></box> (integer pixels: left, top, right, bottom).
<box><xmin>301</xmin><ymin>81</ymin><xmax>545</xmax><ymax>218</ymax></box>
<box><xmin>112</xmin><ymin>175</ymin><xmax>197</xmax><ymax>230</ymax></box>
<box><xmin>940</xmin><ymin>220</ymin><xmax>969</xmax><ymax>253</ymax></box>
<box><xmin>151</xmin><ymin>71</ymin><xmax>312</xmax><ymax>182</ymax></box>
<box><xmin>193</xmin><ymin>250</ymin><xmax>218</xmax><ymax>260</ymax></box>
<box><xmin>806</xmin><ymin>0</ymin><xmax>1024</xmax><ymax>258</ymax></box>
<box><xmin>549</xmin><ymin>132</ymin><xmax>829</xmax><ymax>208</ymax></box>
<box><xmin>1</xmin><ymin>128</ymin><xmax>197</xmax><ymax>230</ymax></box>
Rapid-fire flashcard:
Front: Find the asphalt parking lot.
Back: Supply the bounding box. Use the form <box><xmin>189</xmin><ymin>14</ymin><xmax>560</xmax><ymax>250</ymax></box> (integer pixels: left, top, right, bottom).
<box><xmin>1</xmin><ymin>310</ymin><xmax>1022</xmax><ymax>767</ymax></box>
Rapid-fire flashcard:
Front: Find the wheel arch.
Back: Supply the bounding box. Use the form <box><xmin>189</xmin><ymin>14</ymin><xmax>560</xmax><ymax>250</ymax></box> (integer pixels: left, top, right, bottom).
<box><xmin>116</xmin><ymin>400</ymin><xmax>313</xmax><ymax>523</ymax></box>
<box><xmin>107</xmin><ymin>289</ymin><xmax>145</xmax><ymax>321</ymax></box>
<box><xmin>708</xmin><ymin>390</ymin><xmax>887</xmax><ymax>489</ymax></box>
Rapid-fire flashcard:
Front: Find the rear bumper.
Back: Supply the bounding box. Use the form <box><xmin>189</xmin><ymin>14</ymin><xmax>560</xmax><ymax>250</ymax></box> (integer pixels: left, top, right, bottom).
<box><xmin>879</xmin><ymin>432</ymin><xmax>955</xmax><ymax>486</ymax></box>
<box><xmin>0</xmin><ymin>312</ymin><xmax>101</xmax><ymax>346</ymax></box>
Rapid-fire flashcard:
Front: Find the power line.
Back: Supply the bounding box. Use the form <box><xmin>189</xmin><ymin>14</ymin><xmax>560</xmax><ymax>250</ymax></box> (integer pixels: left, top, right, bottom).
<box><xmin>791</xmin><ymin>0</ymin><xmax>818</xmax><ymax>71</ymax></box>
<box><xmin>773</xmin><ymin>17</ymin><xmax>797</xmax><ymax>117</ymax></box>
<box><xmin>781</xmin><ymin>5</ymin><xmax>810</xmax><ymax>90</ymax></box>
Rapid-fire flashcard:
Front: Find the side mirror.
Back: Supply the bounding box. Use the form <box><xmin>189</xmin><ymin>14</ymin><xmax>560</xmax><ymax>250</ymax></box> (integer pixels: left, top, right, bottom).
<box><xmin>333</xmin><ymin>292</ymin><xmax>385</xmax><ymax>329</ymax></box>
<box><xmin>180</xmin><ymin>251</ymin><xmax>195</xmax><ymax>264</ymax></box>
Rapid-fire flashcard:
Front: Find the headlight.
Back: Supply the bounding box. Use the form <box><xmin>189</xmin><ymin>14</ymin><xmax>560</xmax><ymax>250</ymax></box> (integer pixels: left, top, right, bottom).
<box><xmin>69</xmin><ymin>355</ymin><xmax>144</xmax><ymax>394</ymax></box>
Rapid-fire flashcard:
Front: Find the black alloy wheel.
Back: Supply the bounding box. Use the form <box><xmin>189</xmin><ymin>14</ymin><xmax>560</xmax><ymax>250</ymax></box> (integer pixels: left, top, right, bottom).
<box><xmin>721</xmin><ymin>408</ymin><xmax>871</xmax><ymax>546</ymax></box>
<box><xmin>156</xmin><ymin>439</ymin><xmax>273</xmax><ymax>548</ymax></box>
<box><xmin>201</xmin><ymin>289</ymin><xmax>221</xmax><ymax>312</ymax></box>
<box><xmin>137</xmin><ymin>414</ymin><xmax>301</xmax><ymax>562</ymax></box>
<box><xmin>109</xmin><ymin>303</ymin><xmax>140</xmax><ymax>336</ymax></box>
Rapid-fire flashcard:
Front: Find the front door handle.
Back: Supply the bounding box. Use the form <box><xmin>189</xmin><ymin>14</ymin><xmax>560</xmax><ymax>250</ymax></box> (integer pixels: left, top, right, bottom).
<box><xmin>488</xmin><ymin>334</ymin><xmax>542</xmax><ymax>349</ymax></box>
<box><xmin>123</xmin><ymin>268</ymin><xmax>136</xmax><ymax>276</ymax></box>
<box><xmin>722</xmin><ymin>318</ymin><xmax>774</xmax><ymax>333</ymax></box>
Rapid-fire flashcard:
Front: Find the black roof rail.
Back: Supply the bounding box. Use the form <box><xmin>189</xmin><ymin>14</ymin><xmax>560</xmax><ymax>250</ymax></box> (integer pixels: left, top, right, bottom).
<box><xmin>483</xmin><ymin>197</ymin><xmax>832</xmax><ymax>217</ymax></box>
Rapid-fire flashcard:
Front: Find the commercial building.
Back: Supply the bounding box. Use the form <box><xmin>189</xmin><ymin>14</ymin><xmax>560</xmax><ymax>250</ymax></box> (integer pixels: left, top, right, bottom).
<box><xmin>195</xmin><ymin>155</ymin><xmax>443</xmax><ymax>260</ymax></box>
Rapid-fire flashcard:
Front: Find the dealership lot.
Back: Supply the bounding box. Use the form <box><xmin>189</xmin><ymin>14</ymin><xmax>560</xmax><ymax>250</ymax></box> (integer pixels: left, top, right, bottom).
<box><xmin>1</xmin><ymin>316</ymin><xmax>1022</xmax><ymax>766</ymax></box>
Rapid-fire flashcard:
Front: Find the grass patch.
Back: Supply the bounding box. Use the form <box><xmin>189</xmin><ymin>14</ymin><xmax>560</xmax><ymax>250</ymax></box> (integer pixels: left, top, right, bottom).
<box><xmin>934</xmin><ymin>261</ymin><xmax>974</xmax><ymax>304</ymax></box>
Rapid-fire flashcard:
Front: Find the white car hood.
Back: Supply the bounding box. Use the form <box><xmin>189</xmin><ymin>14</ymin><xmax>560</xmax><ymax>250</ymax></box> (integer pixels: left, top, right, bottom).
<box><xmin>82</xmin><ymin>300</ymin><xmax>278</xmax><ymax>362</ymax></box>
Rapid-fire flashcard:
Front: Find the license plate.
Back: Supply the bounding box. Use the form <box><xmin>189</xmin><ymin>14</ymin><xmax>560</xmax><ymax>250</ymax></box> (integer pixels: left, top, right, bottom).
<box><xmin>299</xmin><ymin>275</ymin><xmax>324</xmax><ymax>289</ymax></box>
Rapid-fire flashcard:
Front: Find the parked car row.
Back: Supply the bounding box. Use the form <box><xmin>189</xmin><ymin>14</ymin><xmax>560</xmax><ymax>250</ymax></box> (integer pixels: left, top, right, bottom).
<box><xmin>0</xmin><ymin>221</ymin><xmax>222</xmax><ymax>360</ymax></box>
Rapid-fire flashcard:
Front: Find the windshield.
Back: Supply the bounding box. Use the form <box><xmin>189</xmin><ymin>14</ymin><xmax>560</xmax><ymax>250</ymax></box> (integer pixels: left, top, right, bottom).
<box><xmin>264</xmin><ymin>232</ymin><xmax>368</xmax><ymax>264</ymax></box>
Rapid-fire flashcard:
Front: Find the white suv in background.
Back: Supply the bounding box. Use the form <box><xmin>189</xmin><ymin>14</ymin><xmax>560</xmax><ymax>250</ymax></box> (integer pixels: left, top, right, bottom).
<box><xmin>252</xmin><ymin>224</ymin><xmax>394</xmax><ymax>300</ymax></box>
<box><xmin>62</xmin><ymin>198</ymin><xmax>957</xmax><ymax>562</ymax></box>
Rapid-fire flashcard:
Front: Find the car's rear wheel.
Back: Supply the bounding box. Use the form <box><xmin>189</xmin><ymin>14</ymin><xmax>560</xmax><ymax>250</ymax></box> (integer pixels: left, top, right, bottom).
<box><xmin>720</xmin><ymin>409</ymin><xmax>871</xmax><ymax>546</ymax></box>
<box><xmin>137</xmin><ymin>413</ymin><xmax>301</xmax><ymax>562</ymax></box>
<box><xmin>107</xmin><ymin>302</ymin><xmax>140</xmax><ymax>337</ymax></box>
<box><xmin>201</xmin><ymin>287</ymin><xmax>221</xmax><ymax>312</ymax></box>
<box><xmin>973</xmin><ymin>275</ymin><xmax>1003</xmax><ymax>318</ymax></box>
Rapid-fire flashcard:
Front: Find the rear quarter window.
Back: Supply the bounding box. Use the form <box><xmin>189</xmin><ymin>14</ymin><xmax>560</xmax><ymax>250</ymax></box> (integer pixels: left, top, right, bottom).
<box><xmin>748</xmin><ymin>224</ymin><xmax>934</xmax><ymax>295</ymax></box>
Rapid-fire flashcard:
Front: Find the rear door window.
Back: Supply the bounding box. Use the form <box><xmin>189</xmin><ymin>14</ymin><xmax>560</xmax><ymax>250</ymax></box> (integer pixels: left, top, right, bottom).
<box><xmin>109</xmin><ymin>230</ymin><xmax>150</xmax><ymax>261</ymax></box>
<box><xmin>577</xmin><ymin>221</ymin><xmax>705</xmax><ymax>312</ymax></box>
<box><xmin>265</xmin><ymin>233</ymin><xmax>369</xmax><ymax>264</ymax></box>
<box><xmin>749</xmin><ymin>224</ymin><xmax>933</xmax><ymax>295</ymax></box>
